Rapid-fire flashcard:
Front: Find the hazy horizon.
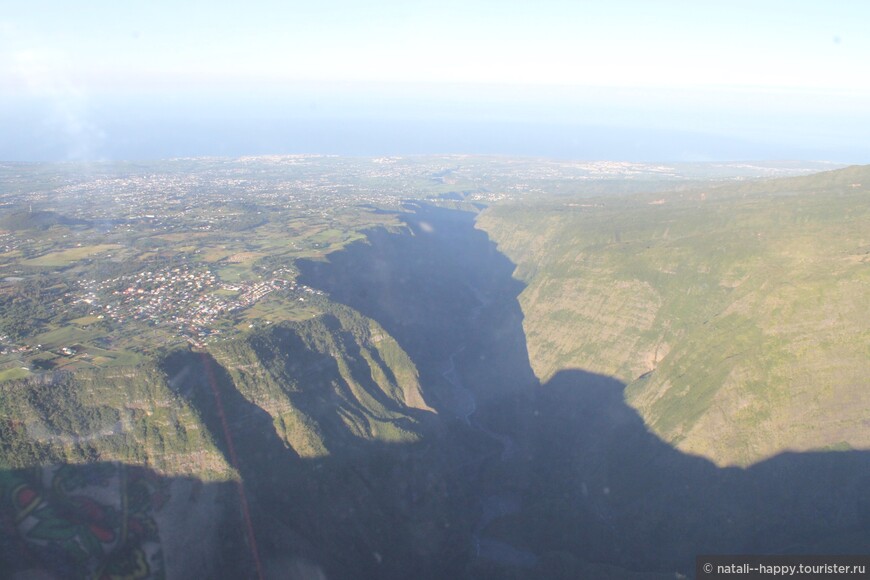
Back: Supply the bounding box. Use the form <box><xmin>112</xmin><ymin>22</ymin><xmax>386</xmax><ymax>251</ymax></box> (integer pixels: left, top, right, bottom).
<box><xmin>3</xmin><ymin>1</ymin><xmax>869</xmax><ymax>163</ymax></box>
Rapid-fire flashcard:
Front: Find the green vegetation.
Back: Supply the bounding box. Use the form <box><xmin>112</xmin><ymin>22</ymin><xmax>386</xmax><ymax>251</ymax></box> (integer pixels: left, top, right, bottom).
<box><xmin>479</xmin><ymin>165</ymin><xmax>870</xmax><ymax>465</ymax></box>
<box><xmin>0</xmin><ymin>367</ymin><xmax>29</xmax><ymax>381</ymax></box>
<box><xmin>1</xmin><ymin>157</ymin><xmax>868</xmax><ymax>578</ymax></box>
<box><xmin>0</xmin><ymin>297</ymin><xmax>431</xmax><ymax>477</ymax></box>
<box><xmin>0</xmin><ymin>157</ymin><xmax>863</xmax><ymax>468</ymax></box>
<box><xmin>0</xmin><ymin>159</ymin><xmax>424</xmax><ymax>375</ymax></box>
<box><xmin>0</xmin><ymin>363</ymin><xmax>232</xmax><ymax>479</ymax></box>
<box><xmin>22</xmin><ymin>244</ymin><xmax>122</xmax><ymax>267</ymax></box>
<box><xmin>212</xmin><ymin>304</ymin><xmax>431</xmax><ymax>457</ymax></box>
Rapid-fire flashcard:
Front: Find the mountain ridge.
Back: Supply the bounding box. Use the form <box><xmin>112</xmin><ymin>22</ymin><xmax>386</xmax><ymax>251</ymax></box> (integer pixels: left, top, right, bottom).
<box><xmin>477</xmin><ymin>164</ymin><xmax>870</xmax><ymax>466</ymax></box>
<box><xmin>2</xmin><ymin>179</ymin><xmax>869</xmax><ymax>577</ymax></box>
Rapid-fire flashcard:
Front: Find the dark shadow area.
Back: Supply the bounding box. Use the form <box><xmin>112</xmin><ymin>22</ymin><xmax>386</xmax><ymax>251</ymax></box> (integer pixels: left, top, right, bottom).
<box><xmin>0</xmin><ymin>462</ymin><xmax>248</xmax><ymax>580</ymax></box>
<box><xmin>297</xmin><ymin>204</ymin><xmax>870</xmax><ymax>578</ymax></box>
<box><xmin>298</xmin><ymin>203</ymin><xmax>538</xmax><ymax>428</ymax></box>
<box><xmin>507</xmin><ymin>369</ymin><xmax>870</xmax><ymax>578</ymax></box>
<box><xmin>4</xmin><ymin>204</ymin><xmax>870</xmax><ymax>579</ymax></box>
<box><xmin>161</xmin><ymin>348</ymin><xmax>484</xmax><ymax>580</ymax></box>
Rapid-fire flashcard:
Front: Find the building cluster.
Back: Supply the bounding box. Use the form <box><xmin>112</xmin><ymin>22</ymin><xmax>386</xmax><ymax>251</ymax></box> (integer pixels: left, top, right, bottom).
<box><xmin>0</xmin><ymin>232</ymin><xmax>26</xmax><ymax>254</ymax></box>
<box><xmin>75</xmin><ymin>265</ymin><xmax>322</xmax><ymax>343</ymax></box>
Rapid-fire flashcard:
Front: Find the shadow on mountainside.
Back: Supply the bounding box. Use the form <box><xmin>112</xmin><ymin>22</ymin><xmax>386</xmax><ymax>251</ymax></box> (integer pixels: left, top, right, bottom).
<box><xmin>3</xmin><ymin>204</ymin><xmax>869</xmax><ymax>579</ymax></box>
<box><xmin>298</xmin><ymin>203</ymin><xmax>870</xmax><ymax>578</ymax></box>
<box><xmin>160</xmin><ymin>348</ymin><xmax>492</xmax><ymax>580</ymax></box>
<box><xmin>298</xmin><ymin>203</ymin><xmax>539</xmax><ymax>423</ymax></box>
<box><xmin>0</xmin><ymin>461</ymin><xmax>249</xmax><ymax>580</ymax></box>
<box><xmin>507</xmin><ymin>369</ymin><xmax>870</xmax><ymax>579</ymax></box>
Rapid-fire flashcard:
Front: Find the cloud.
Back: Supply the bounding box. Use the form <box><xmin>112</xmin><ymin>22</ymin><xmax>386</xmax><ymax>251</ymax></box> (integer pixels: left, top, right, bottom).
<box><xmin>6</xmin><ymin>48</ymin><xmax>105</xmax><ymax>161</ymax></box>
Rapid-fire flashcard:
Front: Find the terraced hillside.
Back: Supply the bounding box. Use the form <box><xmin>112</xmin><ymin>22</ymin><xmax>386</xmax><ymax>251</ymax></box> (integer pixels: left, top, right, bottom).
<box><xmin>478</xmin><ymin>165</ymin><xmax>870</xmax><ymax>466</ymax></box>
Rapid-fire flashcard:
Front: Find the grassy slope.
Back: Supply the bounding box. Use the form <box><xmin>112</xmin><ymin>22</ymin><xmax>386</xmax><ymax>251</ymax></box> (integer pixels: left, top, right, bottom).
<box><xmin>0</xmin><ymin>303</ymin><xmax>432</xmax><ymax>475</ymax></box>
<box><xmin>0</xmin><ymin>363</ymin><xmax>232</xmax><ymax>478</ymax></box>
<box><xmin>478</xmin><ymin>165</ymin><xmax>870</xmax><ymax>466</ymax></box>
<box><xmin>211</xmin><ymin>304</ymin><xmax>433</xmax><ymax>457</ymax></box>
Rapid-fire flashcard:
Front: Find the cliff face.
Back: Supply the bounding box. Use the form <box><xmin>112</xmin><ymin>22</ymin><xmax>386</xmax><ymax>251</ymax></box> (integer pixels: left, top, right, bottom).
<box><xmin>0</xmin><ymin>306</ymin><xmax>433</xmax><ymax>474</ymax></box>
<box><xmin>4</xmin><ymin>195</ymin><xmax>870</xmax><ymax>579</ymax></box>
<box><xmin>478</xmin><ymin>166</ymin><xmax>870</xmax><ymax>466</ymax></box>
<box><xmin>0</xmin><ymin>363</ymin><xmax>231</xmax><ymax>478</ymax></box>
<box><xmin>0</xmin><ymin>301</ymin><xmax>485</xmax><ymax>579</ymax></box>
<box><xmin>209</xmin><ymin>306</ymin><xmax>435</xmax><ymax>458</ymax></box>
<box><xmin>155</xmin><ymin>308</ymin><xmax>488</xmax><ymax>580</ymax></box>
<box><xmin>0</xmin><ymin>204</ymin><xmax>536</xmax><ymax>579</ymax></box>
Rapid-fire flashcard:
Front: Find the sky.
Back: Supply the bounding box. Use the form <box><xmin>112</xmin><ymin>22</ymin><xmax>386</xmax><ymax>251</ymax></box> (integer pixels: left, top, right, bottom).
<box><xmin>1</xmin><ymin>0</ymin><xmax>869</xmax><ymax>162</ymax></box>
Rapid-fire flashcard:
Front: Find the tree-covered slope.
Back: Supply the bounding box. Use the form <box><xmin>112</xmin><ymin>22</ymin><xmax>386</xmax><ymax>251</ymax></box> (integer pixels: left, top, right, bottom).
<box><xmin>209</xmin><ymin>304</ymin><xmax>435</xmax><ymax>457</ymax></box>
<box><xmin>0</xmin><ymin>303</ymin><xmax>481</xmax><ymax>578</ymax></box>
<box><xmin>478</xmin><ymin>165</ymin><xmax>870</xmax><ymax>466</ymax></box>
<box><xmin>0</xmin><ymin>304</ymin><xmax>434</xmax><ymax>473</ymax></box>
<box><xmin>0</xmin><ymin>363</ymin><xmax>232</xmax><ymax>478</ymax></box>
<box><xmin>3</xmin><ymin>199</ymin><xmax>870</xmax><ymax>578</ymax></box>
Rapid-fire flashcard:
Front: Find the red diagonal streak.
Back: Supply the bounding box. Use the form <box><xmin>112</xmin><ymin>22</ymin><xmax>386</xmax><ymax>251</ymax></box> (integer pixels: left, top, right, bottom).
<box><xmin>200</xmin><ymin>352</ymin><xmax>265</xmax><ymax>580</ymax></box>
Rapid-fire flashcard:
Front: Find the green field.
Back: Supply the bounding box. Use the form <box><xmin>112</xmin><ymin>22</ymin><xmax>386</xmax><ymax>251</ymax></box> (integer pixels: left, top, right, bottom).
<box><xmin>82</xmin><ymin>346</ymin><xmax>143</xmax><ymax>367</ymax></box>
<box><xmin>216</xmin><ymin>263</ymin><xmax>259</xmax><ymax>283</ymax></box>
<box><xmin>32</xmin><ymin>325</ymin><xmax>99</xmax><ymax>348</ymax></box>
<box><xmin>22</xmin><ymin>244</ymin><xmax>122</xmax><ymax>267</ymax></box>
<box><xmin>240</xmin><ymin>295</ymin><xmax>321</xmax><ymax>326</ymax></box>
<box><xmin>0</xmin><ymin>367</ymin><xmax>30</xmax><ymax>381</ymax></box>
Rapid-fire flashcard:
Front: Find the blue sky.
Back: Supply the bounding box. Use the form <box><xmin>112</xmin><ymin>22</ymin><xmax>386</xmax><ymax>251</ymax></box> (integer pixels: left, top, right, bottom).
<box><xmin>2</xmin><ymin>1</ymin><xmax>869</xmax><ymax>161</ymax></box>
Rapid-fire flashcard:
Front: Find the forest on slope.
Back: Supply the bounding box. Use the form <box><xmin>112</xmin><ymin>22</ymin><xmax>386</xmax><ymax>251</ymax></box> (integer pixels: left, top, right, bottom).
<box><xmin>2</xmin><ymin>163</ymin><xmax>869</xmax><ymax>578</ymax></box>
<box><xmin>478</xmin><ymin>165</ymin><xmax>870</xmax><ymax>466</ymax></box>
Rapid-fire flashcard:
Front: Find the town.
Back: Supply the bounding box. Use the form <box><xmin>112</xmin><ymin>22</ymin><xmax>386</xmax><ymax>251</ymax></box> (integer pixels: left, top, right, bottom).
<box><xmin>0</xmin><ymin>155</ymin><xmax>825</xmax><ymax>381</ymax></box>
<box><xmin>76</xmin><ymin>264</ymin><xmax>324</xmax><ymax>347</ymax></box>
